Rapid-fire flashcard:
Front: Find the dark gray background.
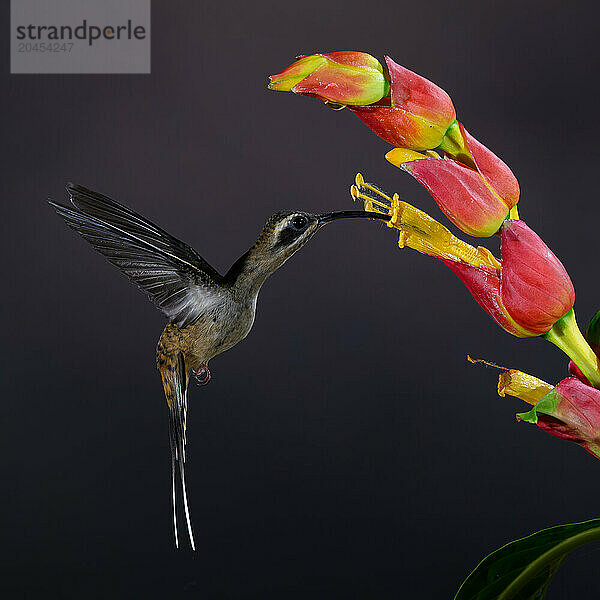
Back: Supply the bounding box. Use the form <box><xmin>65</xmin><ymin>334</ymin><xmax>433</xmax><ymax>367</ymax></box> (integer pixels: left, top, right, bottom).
<box><xmin>2</xmin><ymin>1</ymin><xmax>600</xmax><ymax>598</ymax></box>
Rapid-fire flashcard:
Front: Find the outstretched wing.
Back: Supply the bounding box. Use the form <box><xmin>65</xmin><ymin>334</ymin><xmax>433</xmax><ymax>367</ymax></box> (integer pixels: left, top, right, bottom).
<box><xmin>49</xmin><ymin>183</ymin><xmax>223</xmax><ymax>327</ymax></box>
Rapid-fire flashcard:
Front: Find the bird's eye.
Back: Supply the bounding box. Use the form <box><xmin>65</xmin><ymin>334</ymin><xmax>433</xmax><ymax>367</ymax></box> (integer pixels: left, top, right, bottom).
<box><xmin>290</xmin><ymin>215</ymin><xmax>308</xmax><ymax>230</ymax></box>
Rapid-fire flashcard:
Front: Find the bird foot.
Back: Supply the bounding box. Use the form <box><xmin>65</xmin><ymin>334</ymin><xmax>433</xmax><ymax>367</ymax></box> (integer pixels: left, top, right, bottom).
<box><xmin>193</xmin><ymin>364</ymin><xmax>211</xmax><ymax>385</ymax></box>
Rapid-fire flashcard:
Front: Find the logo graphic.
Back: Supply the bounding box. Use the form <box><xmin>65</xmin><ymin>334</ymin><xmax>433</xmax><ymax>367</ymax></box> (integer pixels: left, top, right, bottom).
<box><xmin>11</xmin><ymin>0</ymin><xmax>150</xmax><ymax>74</ymax></box>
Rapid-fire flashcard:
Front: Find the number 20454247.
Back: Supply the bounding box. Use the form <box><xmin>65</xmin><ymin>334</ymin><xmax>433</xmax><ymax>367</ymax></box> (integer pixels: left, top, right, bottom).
<box><xmin>17</xmin><ymin>42</ymin><xmax>74</xmax><ymax>52</ymax></box>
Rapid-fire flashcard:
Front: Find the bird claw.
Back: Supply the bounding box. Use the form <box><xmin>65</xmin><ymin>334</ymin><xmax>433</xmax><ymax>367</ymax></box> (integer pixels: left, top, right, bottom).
<box><xmin>193</xmin><ymin>364</ymin><xmax>211</xmax><ymax>385</ymax></box>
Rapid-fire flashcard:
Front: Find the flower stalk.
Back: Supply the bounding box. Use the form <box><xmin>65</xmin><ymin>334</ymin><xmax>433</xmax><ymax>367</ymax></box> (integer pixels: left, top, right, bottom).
<box><xmin>437</xmin><ymin>120</ymin><xmax>468</xmax><ymax>159</ymax></box>
<box><xmin>543</xmin><ymin>310</ymin><xmax>600</xmax><ymax>388</ymax></box>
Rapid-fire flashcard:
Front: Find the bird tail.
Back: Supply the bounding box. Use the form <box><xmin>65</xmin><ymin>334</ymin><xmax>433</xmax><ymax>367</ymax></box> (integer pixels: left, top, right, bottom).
<box><xmin>159</xmin><ymin>351</ymin><xmax>195</xmax><ymax>550</ymax></box>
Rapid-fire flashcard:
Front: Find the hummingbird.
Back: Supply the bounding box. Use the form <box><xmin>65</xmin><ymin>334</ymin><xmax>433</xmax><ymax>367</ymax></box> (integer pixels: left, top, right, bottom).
<box><xmin>49</xmin><ymin>183</ymin><xmax>389</xmax><ymax>550</ymax></box>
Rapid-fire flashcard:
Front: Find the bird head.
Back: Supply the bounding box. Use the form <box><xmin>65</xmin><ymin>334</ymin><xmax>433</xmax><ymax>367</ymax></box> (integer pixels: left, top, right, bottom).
<box><xmin>227</xmin><ymin>209</ymin><xmax>390</xmax><ymax>295</ymax></box>
<box><xmin>262</xmin><ymin>209</ymin><xmax>390</xmax><ymax>265</ymax></box>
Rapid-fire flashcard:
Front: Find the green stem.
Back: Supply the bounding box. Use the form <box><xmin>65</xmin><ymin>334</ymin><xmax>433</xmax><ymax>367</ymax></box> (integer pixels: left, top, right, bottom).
<box><xmin>438</xmin><ymin>120</ymin><xmax>463</xmax><ymax>154</ymax></box>
<box><xmin>543</xmin><ymin>309</ymin><xmax>600</xmax><ymax>388</ymax></box>
<box><xmin>438</xmin><ymin>120</ymin><xmax>475</xmax><ymax>168</ymax></box>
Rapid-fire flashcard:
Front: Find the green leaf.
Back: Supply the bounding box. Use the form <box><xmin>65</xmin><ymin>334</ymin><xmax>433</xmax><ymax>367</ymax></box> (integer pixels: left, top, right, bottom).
<box><xmin>454</xmin><ymin>519</ymin><xmax>600</xmax><ymax>600</ymax></box>
<box><xmin>586</xmin><ymin>309</ymin><xmax>600</xmax><ymax>348</ymax></box>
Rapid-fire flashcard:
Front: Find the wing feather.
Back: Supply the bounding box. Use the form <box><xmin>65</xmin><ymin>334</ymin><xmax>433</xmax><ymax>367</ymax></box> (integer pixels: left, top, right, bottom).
<box><xmin>49</xmin><ymin>184</ymin><xmax>223</xmax><ymax>327</ymax></box>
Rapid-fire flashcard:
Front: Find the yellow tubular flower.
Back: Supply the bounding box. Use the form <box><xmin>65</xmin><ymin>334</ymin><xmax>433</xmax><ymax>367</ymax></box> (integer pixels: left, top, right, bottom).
<box><xmin>351</xmin><ymin>173</ymin><xmax>534</xmax><ymax>338</ymax></box>
<box><xmin>351</xmin><ymin>173</ymin><xmax>500</xmax><ymax>269</ymax></box>
<box><xmin>497</xmin><ymin>370</ymin><xmax>555</xmax><ymax>406</ymax></box>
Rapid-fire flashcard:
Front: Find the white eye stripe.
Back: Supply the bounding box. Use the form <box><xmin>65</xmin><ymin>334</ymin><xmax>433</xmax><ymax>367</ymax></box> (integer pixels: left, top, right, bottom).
<box><xmin>274</xmin><ymin>215</ymin><xmax>304</xmax><ymax>232</ymax></box>
<box><xmin>273</xmin><ymin>220</ymin><xmax>288</xmax><ymax>235</ymax></box>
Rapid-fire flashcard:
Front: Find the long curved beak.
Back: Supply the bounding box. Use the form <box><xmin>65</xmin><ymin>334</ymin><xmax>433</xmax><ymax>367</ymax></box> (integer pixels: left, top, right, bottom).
<box><xmin>317</xmin><ymin>210</ymin><xmax>390</xmax><ymax>225</ymax></box>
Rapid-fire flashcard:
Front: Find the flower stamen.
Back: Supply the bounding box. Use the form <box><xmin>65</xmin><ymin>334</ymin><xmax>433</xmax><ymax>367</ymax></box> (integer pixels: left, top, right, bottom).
<box><xmin>352</xmin><ymin>174</ymin><xmax>501</xmax><ymax>269</ymax></box>
<box><xmin>467</xmin><ymin>355</ymin><xmax>509</xmax><ymax>370</ymax></box>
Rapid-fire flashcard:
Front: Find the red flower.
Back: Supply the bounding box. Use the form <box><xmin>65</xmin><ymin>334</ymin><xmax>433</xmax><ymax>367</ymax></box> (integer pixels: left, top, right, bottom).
<box><xmin>518</xmin><ymin>377</ymin><xmax>600</xmax><ymax>460</ymax></box>
<box><xmin>353</xmin><ymin>177</ymin><xmax>574</xmax><ymax>338</ymax></box>
<box><xmin>268</xmin><ymin>52</ymin><xmax>389</xmax><ymax>107</ymax></box>
<box><xmin>268</xmin><ymin>53</ymin><xmax>456</xmax><ymax>151</ymax></box>
<box><xmin>499</xmin><ymin>219</ymin><xmax>574</xmax><ymax>335</ymax></box>
<box><xmin>499</xmin><ymin>310</ymin><xmax>600</xmax><ymax>458</ymax></box>
<box><xmin>348</xmin><ymin>56</ymin><xmax>456</xmax><ymax>151</ymax></box>
<box><xmin>386</xmin><ymin>124</ymin><xmax>519</xmax><ymax>237</ymax></box>
<box><xmin>441</xmin><ymin>219</ymin><xmax>574</xmax><ymax>336</ymax></box>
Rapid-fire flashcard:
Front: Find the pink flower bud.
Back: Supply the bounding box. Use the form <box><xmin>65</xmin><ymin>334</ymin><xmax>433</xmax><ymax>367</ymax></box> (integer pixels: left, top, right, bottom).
<box><xmin>437</xmin><ymin>220</ymin><xmax>574</xmax><ymax>337</ymax></box>
<box><xmin>349</xmin><ymin>56</ymin><xmax>456</xmax><ymax>150</ymax></box>
<box><xmin>386</xmin><ymin>124</ymin><xmax>519</xmax><ymax>237</ymax></box>
<box><xmin>268</xmin><ymin>52</ymin><xmax>388</xmax><ymax>106</ymax></box>
<box><xmin>500</xmin><ymin>220</ymin><xmax>575</xmax><ymax>335</ymax></box>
